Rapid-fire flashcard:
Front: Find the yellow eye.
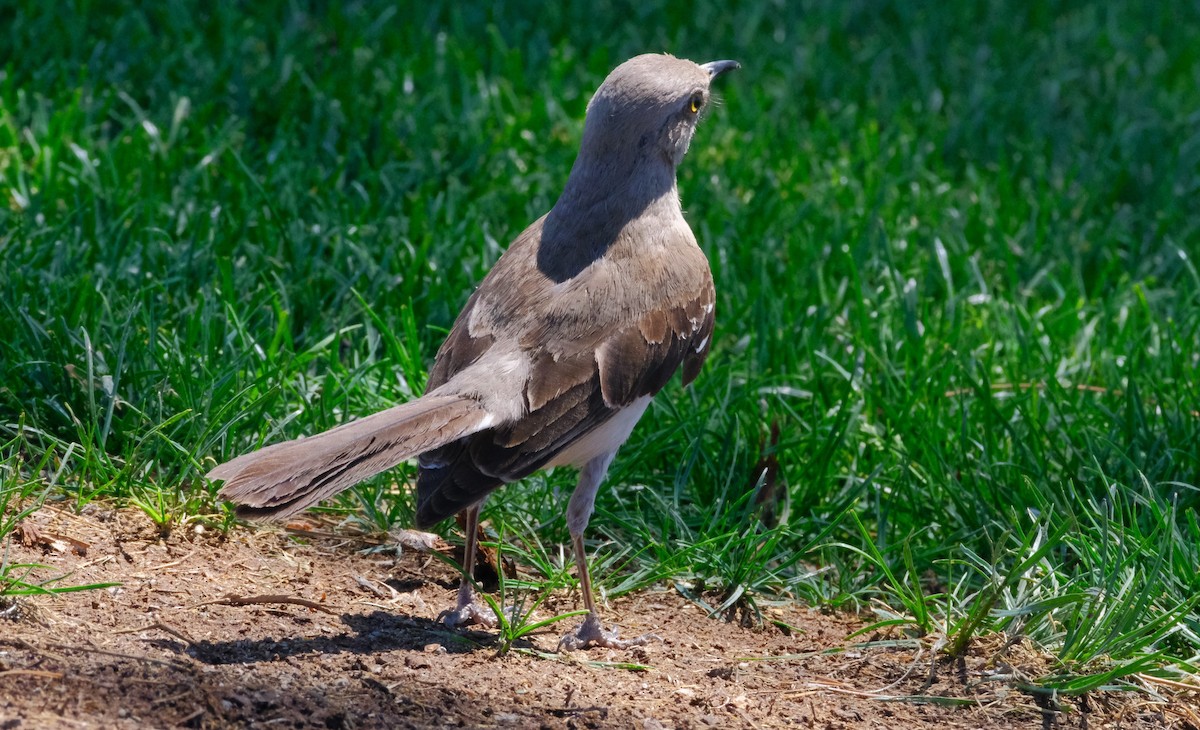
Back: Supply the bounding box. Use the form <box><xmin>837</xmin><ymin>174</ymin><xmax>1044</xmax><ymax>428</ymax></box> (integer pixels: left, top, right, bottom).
<box><xmin>689</xmin><ymin>97</ymin><xmax>702</xmax><ymax>114</ymax></box>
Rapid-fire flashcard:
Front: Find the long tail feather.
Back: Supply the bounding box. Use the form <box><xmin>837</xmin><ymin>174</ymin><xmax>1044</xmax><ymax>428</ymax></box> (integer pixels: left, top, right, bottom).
<box><xmin>208</xmin><ymin>394</ymin><xmax>490</xmax><ymax>520</ymax></box>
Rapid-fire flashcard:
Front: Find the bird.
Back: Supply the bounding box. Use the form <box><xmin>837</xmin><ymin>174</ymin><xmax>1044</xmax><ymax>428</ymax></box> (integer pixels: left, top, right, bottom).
<box><xmin>208</xmin><ymin>53</ymin><xmax>739</xmax><ymax>650</ymax></box>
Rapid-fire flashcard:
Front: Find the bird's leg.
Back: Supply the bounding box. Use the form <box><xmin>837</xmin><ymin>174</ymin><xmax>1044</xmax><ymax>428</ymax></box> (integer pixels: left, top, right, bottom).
<box><xmin>558</xmin><ymin>453</ymin><xmax>662</xmax><ymax>651</ymax></box>
<box><xmin>439</xmin><ymin>502</ymin><xmax>498</xmax><ymax>628</ymax></box>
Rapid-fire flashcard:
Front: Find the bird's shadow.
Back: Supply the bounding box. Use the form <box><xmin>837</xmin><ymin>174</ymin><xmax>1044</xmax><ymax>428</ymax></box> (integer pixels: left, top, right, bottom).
<box><xmin>187</xmin><ymin>611</ymin><xmax>507</xmax><ymax>665</ymax></box>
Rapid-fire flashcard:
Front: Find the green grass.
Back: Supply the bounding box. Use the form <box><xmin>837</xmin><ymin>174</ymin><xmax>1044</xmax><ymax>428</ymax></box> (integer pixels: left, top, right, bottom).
<box><xmin>3</xmin><ymin>0</ymin><xmax>1199</xmax><ymax>695</ymax></box>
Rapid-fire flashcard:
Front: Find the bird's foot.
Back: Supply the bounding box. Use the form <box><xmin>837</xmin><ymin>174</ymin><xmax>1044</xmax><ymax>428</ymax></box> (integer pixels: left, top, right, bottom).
<box><xmin>438</xmin><ymin>599</ymin><xmax>499</xmax><ymax>629</ymax></box>
<box><xmin>557</xmin><ymin>612</ymin><xmax>662</xmax><ymax>651</ymax></box>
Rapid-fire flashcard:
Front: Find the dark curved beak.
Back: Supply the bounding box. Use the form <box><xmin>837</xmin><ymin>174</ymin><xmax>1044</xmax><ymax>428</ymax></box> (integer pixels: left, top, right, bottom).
<box><xmin>701</xmin><ymin>60</ymin><xmax>741</xmax><ymax>80</ymax></box>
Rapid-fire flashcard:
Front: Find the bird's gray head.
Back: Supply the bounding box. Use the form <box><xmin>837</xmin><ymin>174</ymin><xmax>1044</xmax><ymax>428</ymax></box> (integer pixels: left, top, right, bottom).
<box><xmin>542</xmin><ymin>54</ymin><xmax>738</xmax><ymax>279</ymax></box>
<box><xmin>581</xmin><ymin>54</ymin><xmax>740</xmax><ymax>168</ymax></box>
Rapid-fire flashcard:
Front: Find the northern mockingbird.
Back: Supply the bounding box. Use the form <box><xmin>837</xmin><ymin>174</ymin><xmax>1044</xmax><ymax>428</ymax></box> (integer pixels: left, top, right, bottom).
<box><xmin>209</xmin><ymin>53</ymin><xmax>739</xmax><ymax>650</ymax></box>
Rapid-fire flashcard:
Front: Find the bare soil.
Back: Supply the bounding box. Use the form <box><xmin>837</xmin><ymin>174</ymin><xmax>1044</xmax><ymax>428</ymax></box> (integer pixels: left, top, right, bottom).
<box><xmin>1</xmin><ymin>506</ymin><xmax>1195</xmax><ymax>729</ymax></box>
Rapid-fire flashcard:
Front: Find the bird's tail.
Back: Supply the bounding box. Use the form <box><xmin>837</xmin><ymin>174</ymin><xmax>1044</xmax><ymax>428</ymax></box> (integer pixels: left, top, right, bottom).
<box><xmin>208</xmin><ymin>394</ymin><xmax>491</xmax><ymax>520</ymax></box>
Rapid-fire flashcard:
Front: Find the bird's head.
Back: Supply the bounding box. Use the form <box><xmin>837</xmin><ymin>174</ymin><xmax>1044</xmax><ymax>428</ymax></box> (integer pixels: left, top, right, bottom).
<box><xmin>581</xmin><ymin>54</ymin><xmax>739</xmax><ymax>169</ymax></box>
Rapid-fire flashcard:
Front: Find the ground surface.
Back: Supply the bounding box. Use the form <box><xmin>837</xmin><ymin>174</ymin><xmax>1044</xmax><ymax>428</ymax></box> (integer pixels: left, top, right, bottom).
<box><xmin>1</xmin><ymin>507</ymin><xmax>1192</xmax><ymax>729</ymax></box>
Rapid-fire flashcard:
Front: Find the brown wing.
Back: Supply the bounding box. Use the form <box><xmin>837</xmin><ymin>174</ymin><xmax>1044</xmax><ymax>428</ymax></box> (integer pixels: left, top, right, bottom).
<box><xmin>413</xmin><ymin>210</ymin><xmax>716</xmax><ymax>528</ymax></box>
<box><xmin>414</xmin><ymin>282</ymin><xmax>714</xmax><ymax>528</ymax></box>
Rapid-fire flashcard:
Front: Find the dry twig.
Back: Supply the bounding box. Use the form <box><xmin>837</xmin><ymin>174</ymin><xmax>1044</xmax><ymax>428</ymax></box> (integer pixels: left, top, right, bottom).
<box><xmin>190</xmin><ymin>593</ymin><xmax>336</xmax><ymax>614</ymax></box>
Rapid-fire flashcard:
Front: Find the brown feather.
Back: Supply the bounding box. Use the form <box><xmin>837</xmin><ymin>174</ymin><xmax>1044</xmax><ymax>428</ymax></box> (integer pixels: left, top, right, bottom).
<box><xmin>211</xmin><ymin>395</ymin><xmax>488</xmax><ymax>520</ymax></box>
<box><xmin>526</xmin><ymin>350</ymin><xmax>596</xmax><ymax>412</ymax></box>
<box><xmin>414</xmin><ymin>272</ymin><xmax>715</xmax><ymax>526</ymax></box>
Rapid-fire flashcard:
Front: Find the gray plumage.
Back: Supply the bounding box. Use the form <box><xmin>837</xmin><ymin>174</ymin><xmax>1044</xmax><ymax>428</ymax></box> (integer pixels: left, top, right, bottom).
<box><xmin>209</xmin><ymin>53</ymin><xmax>738</xmax><ymax>648</ymax></box>
<box><xmin>208</xmin><ymin>395</ymin><xmax>488</xmax><ymax>520</ymax></box>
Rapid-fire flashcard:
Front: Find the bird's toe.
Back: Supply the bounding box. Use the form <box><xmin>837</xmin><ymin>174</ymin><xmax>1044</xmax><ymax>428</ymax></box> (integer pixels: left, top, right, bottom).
<box><xmin>439</xmin><ymin>600</ymin><xmax>499</xmax><ymax>629</ymax></box>
<box><xmin>557</xmin><ymin>612</ymin><xmax>661</xmax><ymax>651</ymax></box>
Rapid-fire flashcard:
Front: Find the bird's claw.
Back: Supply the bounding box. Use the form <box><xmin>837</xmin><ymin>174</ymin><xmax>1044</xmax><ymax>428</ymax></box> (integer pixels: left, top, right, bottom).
<box><xmin>557</xmin><ymin>612</ymin><xmax>662</xmax><ymax>651</ymax></box>
<box><xmin>438</xmin><ymin>600</ymin><xmax>499</xmax><ymax>629</ymax></box>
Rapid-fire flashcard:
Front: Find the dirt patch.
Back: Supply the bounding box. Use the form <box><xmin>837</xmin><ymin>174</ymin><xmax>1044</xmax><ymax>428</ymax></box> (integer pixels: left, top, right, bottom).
<box><xmin>0</xmin><ymin>506</ymin><xmax>1192</xmax><ymax>729</ymax></box>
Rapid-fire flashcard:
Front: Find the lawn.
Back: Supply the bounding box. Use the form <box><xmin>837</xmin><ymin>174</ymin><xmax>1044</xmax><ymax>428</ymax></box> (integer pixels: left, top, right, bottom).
<box><xmin>3</xmin><ymin>0</ymin><xmax>1199</xmax><ymax>711</ymax></box>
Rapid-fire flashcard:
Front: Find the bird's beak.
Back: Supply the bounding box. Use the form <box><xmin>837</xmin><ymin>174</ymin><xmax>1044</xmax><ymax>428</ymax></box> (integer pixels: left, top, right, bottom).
<box><xmin>700</xmin><ymin>60</ymin><xmax>741</xmax><ymax>79</ymax></box>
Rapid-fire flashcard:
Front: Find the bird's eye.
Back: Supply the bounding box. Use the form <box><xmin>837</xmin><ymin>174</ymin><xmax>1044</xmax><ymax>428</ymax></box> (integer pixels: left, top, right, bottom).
<box><xmin>688</xmin><ymin>95</ymin><xmax>703</xmax><ymax>114</ymax></box>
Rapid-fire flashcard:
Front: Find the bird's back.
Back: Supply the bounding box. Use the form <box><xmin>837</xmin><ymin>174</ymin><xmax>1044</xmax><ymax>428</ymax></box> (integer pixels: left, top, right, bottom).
<box><xmin>413</xmin><ymin>199</ymin><xmax>714</xmax><ymax>526</ymax></box>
